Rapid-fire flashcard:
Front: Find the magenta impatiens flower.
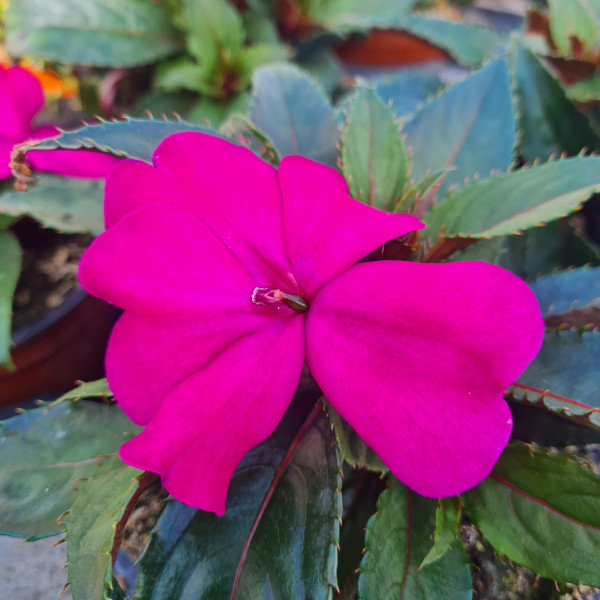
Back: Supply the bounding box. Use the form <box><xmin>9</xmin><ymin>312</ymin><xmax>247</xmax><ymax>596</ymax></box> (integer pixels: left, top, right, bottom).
<box><xmin>0</xmin><ymin>65</ymin><xmax>120</xmax><ymax>179</ymax></box>
<box><xmin>79</xmin><ymin>132</ymin><xmax>544</xmax><ymax>516</ymax></box>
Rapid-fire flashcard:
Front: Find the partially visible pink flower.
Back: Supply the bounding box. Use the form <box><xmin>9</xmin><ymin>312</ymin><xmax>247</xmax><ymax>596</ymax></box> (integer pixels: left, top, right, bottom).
<box><xmin>0</xmin><ymin>65</ymin><xmax>120</xmax><ymax>180</ymax></box>
<box><xmin>79</xmin><ymin>132</ymin><xmax>544</xmax><ymax>516</ymax></box>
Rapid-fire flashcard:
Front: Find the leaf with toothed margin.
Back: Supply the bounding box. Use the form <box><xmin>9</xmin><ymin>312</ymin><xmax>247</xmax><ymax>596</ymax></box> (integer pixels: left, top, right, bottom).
<box><xmin>341</xmin><ymin>85</ymin><xmax>408</xmax><ymax>211</ymax></box>
<box><xmin>326</xmin><ymin>401</ymin><xmax>387</xmax><ymax>473</ymax></box>
<box><xmin>425</xmin><ymin>156</ymin><xmax>600</xmax><ymax>239</ymax></box>
<box><xmin>134</xmin><ymin>403</ymin><xmax>342</xmax><ymax>600</ymax></box>
<box><xmin>511</xmin><ymin>43</ymin><xmax>600</xmax><ymax>163</ymax></box>
<box><xmin>420</xmin><ymin>497</ymin><xmax>461</xmax><ymax>568</ymax></box>
<box><xmin>393</xmin><ymin>16</ymin><xmax>504</xmax><ymax>67</ymax></box>
<box><xmin>450</xmin><ymin>217</ymin><xmax>600</xmax><ymax>281</ymax></box>
<box><xmin>396</xmin><ymin>169</ymin><xmax>446</xmax><ymax>213</ymax></box>
<box><xmin>21</xmin><ymin>118</ymin><xmax>213</xmax><ymax>163</ymax></box>
<box><xmin>567</xmin><ymin>74</ymin><xmax>600</xmax><ymax>102</ymax></box>
<box><xmin>249</xmin><ymin>64</ymin><xmax>339</xmax><ymax>168</ymax></box>
<box><xmin>507</xmin><ymin>331</ymin><xmax>600</xmax><ymax>433</ymax></box>
<box><xmin>530</xmin><ymin>266</ymin><xmax>600</xmax><ymax>329</ymax></box>
<box><xmin>5</xmin><ymin>0</ymin><xmax>181</xmax><ymax>67</ymax></box>
<box><xmin>0</xmin><ymin>230</ymin><xmax>21</xmax><ymax>368</ymax></box>
<box><xmin>47</xmin><ymin>379</ymin><xmax>113</xmax><ymax>410</ymax></box>
<box><xmin>64</xmin><ymin>457</ymin><xmax>147</xmax><ymax>600</ymax></box>
<box><xmin>358</xmin><ymin>477</ymin><xmax>472</xmax><ymax>600</ymax></box>
<box><xmin>404</xmin><ymin>56</ymin><xmax>515</xmax><ymax>204</ymax></box>
<box><xmin>462</xmin><ymin>443</ymin><xmax>600</xmax><ymax>586</ymax></box>
<box><xmin>0</xmin><ymin>400</ymin><xmax>141</xmax><ymax>539</ymax></box>
<box><xmin>0</xmin><ymin>175</ymin><xmax>105</xmax><ymax>235</ymax></box>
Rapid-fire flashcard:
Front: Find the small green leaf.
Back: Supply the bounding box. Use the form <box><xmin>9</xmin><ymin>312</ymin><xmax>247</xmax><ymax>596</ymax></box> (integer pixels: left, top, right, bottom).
<box><xmin>530</xmin><ymin>266</ymin><xmax>600</xmax><ymax>316</ymax></box>
<box><xmin>395</xmin><ymin>16</ymin><xmax>504</xmax><ymax>67</ymax></box>
<box><xmin>249</xmin><ymin>64</ymin><xmax>338</xmax><ymax>167</ymax></box>
<box><xmin>65</xmin><ymin>458</ymin><xmax>146</xmax><ymax>600</ymax></box>
<box><xmin>0</xmin><ymin>401</ymin><xmax>141</xmax><ymax>539</ymax></box>
<box><xmin>0</xmin><ymin>176</ymin><xmax>105</xmax><ymax>235</ymax></box>
<box><xmin>48</xmin><ymin>379</ymin><xmax>113</xmax><ymax>409</ymax></box>
<box><xmin>135</xmin><ymin>405</ymin><xmax>342</xmax><ymax>600</ymax></box>
<box><xmin>183</xmin><ymin>0</ymin><xmax>244</xmax><ymax>66</ymax></box>
<box><xmin>238</xmin><ymin>43</ymin><xmax>289</xmax><ymax>86</ymax></box>
<box><xmin>404</xmin><ymin>56</ymin><xmax>515</xmax><ymax>203</ymax></box>
<box><xmin>425</xmin><ymin>156</ymin><xmax>600</xmax><ymax>239</ymax></box>
<box><xmin>220</xmin><ymin>114</ymin><xmax>280</xmax><ymax>165</ymax></box>
<box><xmin>396</xmin><ymin>169</ymin><xmax>446</xmax><ymax>213</ymax></box>
<box><xmin>358</xmin><ymin>478</ymin><xmax>472</xmax><ymax>600</ymax></box>
<box><xmin>326</xmin><ymin>402</ymin><xmax>387</xmax><ymax>473</ymax></box>
<box><xmin>6</xmin><ymin>0</ymin><xmax>181</xmax><ymax>67</ymax></box>
<box><xmin>25</xmin><ymin>118</ymin><xmax>212</xmax><ymax>163</ymax></box>
<box><xmin>511</xmin><ymin>330</ymin><xmax>600</xmax><ymax>430</ymax></box>
<box><xmin>341</xmin><ymin>85</ymin><xmax>407</xmax><ymax>210</ymax></box>
<box><xmin>548</xmin><ymin>0</ymin><xmax>597</xmax><ymax>56</ymax></box>
<box><xmin>463</xmin><ymin>443</ymin><xmax>600</xmax><ymax>586</ymax></box>
<box><xmin>567</xmin><ymin>73</ymin><xmax>600</xmax><ymax>102</ymax></box>
<box><xmin>511</xmin><ymin>44</ymin><xmax>600</xmax><ymax>162</ymax></box>
<box><xmin>154</xmin><ymin>56</ymin><xmax>210</xmax><ymax>94</ymax></box>
<box><xmin>420</xmin><ymin>497</ymin><xmax>461</xmax><ymax>568</ymax></box>
<box><xmin>0</xmin><ymin>230</ymin><xmax>21</xmax><ymax>367</ymax></box>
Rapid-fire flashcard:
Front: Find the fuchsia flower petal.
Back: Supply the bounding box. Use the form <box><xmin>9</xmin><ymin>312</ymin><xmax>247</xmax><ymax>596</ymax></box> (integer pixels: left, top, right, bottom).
<box><xmin>102</xmin><ymin>159</ymin><xmax>197</xmax><ymax>229</ymax></box>
<box><xmin>79</xmin><ymin>203</ymin><xmax>255</xmax><ymax>315</ymax></box>
<box><xmin>0</xmin><ymin>139</ymin><xmax>15</xmax><ymax>179</ymax></box>
<box><xmin>152</xmin><ymin>132</ymin><xmax>293</xmax><ymax>288</ymax></box>
<box><xmin>278</xmin><ymin>156</ymin><xmax>424</xmax><ymax>298</ymax></box>
<box><xmin>27</xmin><ymin>124</ymin><xmax>121</xmax><ymax>178</ymax></box>
<box><xmin>305</xmin><ymin>260</ymin><xmax>544</xmax><ymax>497</ymax></box>
<box><xmin>105</xmin><ymin>308</ymin><xmax>285</xmax><ymax>425</ymax></box>
<box><xmin>0</xmin><ymin>66</ymin><xmax>43</xmax><ymax>141</ymax></box>
<box><xmin>119</xmin><ymin>317</ymin><xmax>305</xmax><ymax>516</ymax></box>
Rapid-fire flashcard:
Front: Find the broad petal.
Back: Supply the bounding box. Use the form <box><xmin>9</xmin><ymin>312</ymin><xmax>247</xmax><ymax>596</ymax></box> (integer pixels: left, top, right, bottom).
<box><xmin>0</xmin><ymin>66</ymin><xmax>42</xmax><ymax>141</ymax></box>
<box><xmin>106</xmin><ymin>308</ymin><xmax>282</xmax><ymax>425</ymax></box>
<box><xmin>119</xmin><ymin>317</ymin><xmax>306</xmax><ymax>515</ymax></box>
<box><xmin>279</xmin><ymin>156</ymin><xmax>424</xmax><ymax>298</ymax></box>
<box><xmin>152</xmin><ymin>132</ymin><xmax>294</xmax><ymax>289</ymax></box>
<box><xmin>27</xmin><ymin>128</ymin><xmax>121</xmax><ymax>178</ymax></box>
<box><xmin>79</xmin><ymin>204</ymin><xmax>254</xmax><ymax>315</ymax></box>
<box><xmin>102</xmin><ymin>159</ymin><xmax>198</xmax><ymax>229</ymax></box>
<box><xmin>306</xmin><ymin>260</ymin><xmax>544</xmax><ymax>497</ymax></box>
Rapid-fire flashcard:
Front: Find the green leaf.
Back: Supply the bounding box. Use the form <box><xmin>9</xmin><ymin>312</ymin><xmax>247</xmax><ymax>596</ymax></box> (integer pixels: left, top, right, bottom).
<box><xmin>295</xmin><ymin>50</ymin><xmax>344</xmax><ymax>96</ymax></box>
<box><xmin>404</xmin><ymin>57</ymin><xmax>515</xmax><ymax>203</ymax></box>
<box><xmin>220</xmin><ymin>114</ymin><xmax>280</xmax><ymax>165</ymax></box>
<box><xmin>183</xmin><ymin>0</ymin><xmax>244</xmax><ymax>66</ymax></box>
<box><xmin>25</xmin><ymin>118</ymin><xmax>212</xmax><ymax>163</ymax></box>
<box><xmin>0</xmin><ymin>401</ymin><xmax>141</xmax><ymax>539</ymax></box>
<box><xmin>237</xmin><ymin>43</ymin><xmax>289</xmax><ymax>85</ymax></box>
<box><xmin>511</xmin><ymin>44</ymin><xmax>600</xmax><ymax>162</ymax></box>
<box><xmin>397</xmin><ymin>169</ymin><xmax>446</xmax><ymax>213</ymax></box>
<box><xmin>135</xmin><ymin>405</ymin><xmax>342</xmax><ymax>600</ymax></box>
<box><xmin>548</xmin><ymin>0</ymin><xmax>598</xmax><ymax>56</ymax></box>
<box><xmin>0</xmin><ymin>176</ymin><xmax>105</xmax><ymax>235</ymax></box>
<box><xmin>420</xmin><ymin>497</ymin><xmax>461</xmax><ymax>568</ymax></box>
<box><xmin>511</xmin><ymin>330</ymin><xmax>600</xmax><ymax>430</ymax></box>
<box><xmin>0</xmin><ymin>230</ymin><xmax>20</xmax><ymax>367</ymax></box>
<box><xmin>451</xmin><ymin>218</ymin><xmax>600</xmax><ymax>281</ymax></box>
<box><xmin>374</xmin><ymin>69</ymin><xmax>443</xmax><ymax>118</ymax></box>
<box><xmin>326</xmin><ymin>402</ymin><xmax>387</xmax><ymax>473</ymax></box>
<box><xmin>530</xmin><ymin>266</ymin><xmax>600</xmax><ymax>316</ymax></box>
<box><xmin>567</xmin><ymin>73</ymin><xmax>600</xmax><ymax>102</ymax></box>
<box><xmin>309</xmin><ymin>0</ymin><xmax>418</xmax><ymax>33</ymax></box>
<box><xmin>48</xmin><ymin>378</ymin><xmax>113</xmax><ymax>409</ymax></box>
<box><xmin>463</xmin><ymin>443</ymin><xmax>600</xmax><ymax>586</ymax></box>
<box><xmin>64</xmin><ymin>458</ymin><xmax>146</xmax><ymax>600</ymax></box>
<box><xmin>358</xmin><ymin>478</ymin><xmax>472</xmax><ymax>600</ymax></box>
<box><xmin>395</xmin><ymin>16</ymin><xmax>504</xmax><ymax>67</ymax></box>
<box><xmin>249</xmin><ymin>64</ymin><xmax>339</xmax><ymax>167</ymax></box>
<box><xmin>425</xmin><ymin>156</ymin><xmax>600</xmax><ymax>239</ymax></box>
<box><xmin>341</xmin><ymin>85</ymin><xmax>407</xmax><ymax>210</ymax></box>
<box><xmin>5</xmin><ymin>0</ymin><xmax>181</xmax><ymax>67</ymax></box>
<box><xmin>155</xmin><ymin>56</ymin><xmax>210</xmax><ymax>94</ymax></box>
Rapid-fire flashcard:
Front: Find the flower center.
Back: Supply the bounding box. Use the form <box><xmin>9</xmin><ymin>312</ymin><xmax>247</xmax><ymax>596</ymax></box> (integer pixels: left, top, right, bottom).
<box><xmin>252</xmin><ymin>287</ymin><xmax>309</xmax><ymax>313</ymax></box>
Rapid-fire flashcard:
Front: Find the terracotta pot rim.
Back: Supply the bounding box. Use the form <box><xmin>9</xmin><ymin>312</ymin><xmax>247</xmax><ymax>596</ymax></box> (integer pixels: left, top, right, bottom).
<box><xmin>12</xmin><ymin>288</ymin><xmax>88</xmax><ymax>347</ymax></box>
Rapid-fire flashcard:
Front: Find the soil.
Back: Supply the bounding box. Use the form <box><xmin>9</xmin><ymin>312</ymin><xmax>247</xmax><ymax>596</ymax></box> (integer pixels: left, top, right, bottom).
<box><xmin>10</xmin><ymin>218</ymin><xmax>91</xmax><ymax>333</ymax></box>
